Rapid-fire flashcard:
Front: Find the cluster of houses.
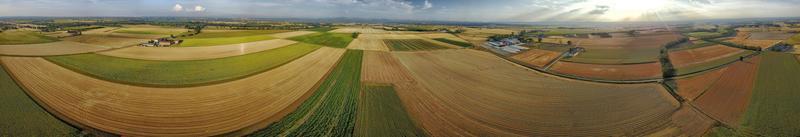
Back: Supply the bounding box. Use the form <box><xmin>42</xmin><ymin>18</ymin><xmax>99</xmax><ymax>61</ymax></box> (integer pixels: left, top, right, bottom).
<box><xmin>485</xmin><ymin>38</ymin><xmax>529</xmax><ymax>54</ymax></box>
<box><xmin>140</xmin><ymin>38</ymin><xmax>182</xmax><ymax>47</ymax></box>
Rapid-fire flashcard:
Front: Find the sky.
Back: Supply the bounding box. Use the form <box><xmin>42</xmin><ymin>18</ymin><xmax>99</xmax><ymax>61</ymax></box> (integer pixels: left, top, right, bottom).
<box><xmin>0</xmin><ymin>0</ymin><xmax>799</xmax><ymax>22</ymax></box>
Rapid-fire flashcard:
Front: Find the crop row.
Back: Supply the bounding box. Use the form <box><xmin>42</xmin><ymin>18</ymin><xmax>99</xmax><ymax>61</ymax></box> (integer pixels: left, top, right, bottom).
<box><xmin>384</xmin><ymin>39</ymin><xmax>448</xmax><ymax>51</ymax></box>
<box><xmin>250</xmin><ymin>50</ymin><xmax>363</xmax><ymax>137</ymax></box>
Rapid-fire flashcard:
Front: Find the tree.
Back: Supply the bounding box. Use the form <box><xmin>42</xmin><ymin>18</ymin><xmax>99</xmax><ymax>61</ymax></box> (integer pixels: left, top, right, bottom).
<box><xmin>351</xmin><ymin>32</ymin><xmax>360</xmax><ymax>38</ymax></box>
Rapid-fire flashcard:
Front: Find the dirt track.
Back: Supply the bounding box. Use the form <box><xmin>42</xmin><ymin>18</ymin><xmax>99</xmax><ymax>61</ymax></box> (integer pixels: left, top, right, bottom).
<box><xmin>391</xmin><ymin>49</ymin><xmax>679</xmax><ymax>136</ymax></box>
<box><xmin>98</xmin><ymin>39</ymin><xmax>297</xmax><ymax>61</ymax></box>
<box><xmin>0</xmin><ymin>47</ymin><xmax>345</xmax><ymax>136</ymax></box>
<box><xmin>693</xmin><ymin>56</ymin><xmax>762</xmax><ymax>126</ymax></box>
<box><xmin>0</xmin><ymin>41</ymin><xmax>111</xmax><ymax>56</ymax></box>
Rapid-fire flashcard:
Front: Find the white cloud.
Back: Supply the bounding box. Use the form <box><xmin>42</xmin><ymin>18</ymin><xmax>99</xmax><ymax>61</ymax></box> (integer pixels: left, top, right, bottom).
<box><xmin>421</xmin><ymin>0</ymin><xmax>433</xmax><ymax>10</ymax></box>
<box><xmin>173</xmin><ymin>4</ymin><xmax>183</xmax><ymax>12</ymax></box>
<box><xmin>193</xmin><ymin>5</ymin><xmax>205</xmax><ymax>12</ymax></box>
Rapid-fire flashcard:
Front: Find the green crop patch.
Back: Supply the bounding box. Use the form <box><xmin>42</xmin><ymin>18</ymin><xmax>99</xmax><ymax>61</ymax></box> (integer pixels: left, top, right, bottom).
<box><xmin>385</xmin><ymin>39</ymin><xmax>449</xmax><ymax>51</ymax></box>
<box><xmin>45</xmin><ymin>43</ymin><xmax>320</xmax><ymax>86</ymax></box>
<box><xmin>289</xmin><ymin>32</ymin><xmax>354</xmax><ymax>48</ymax></box>
<box><xmin>433</xmin><ymin>38</ymin><xmax>472</xmax><ymax>48</ymax></box>
<box><xmin>0</xmin><ymin>31</ymin><xmax>60</xmax><ymax>45</ymax></box>
<box><xmin>0</xmin><ymin>64</ymin><xmax>79</xmax><ymax>136</ymax></box>
<box><xmin>738</xmin><ymin>52</ymin><xmax>800</xmax><ymax>136</ymax></box>
<box><xmin>251</xmin><ymin>50</ymin><xmax>363</xmax><ymax>137</ymax></box>
<box><xmin>178</xmin><ymin>34</ymin><xmax>277</xmax><ymax>47</ymax></box>
<box><xmin>355</xmin><ymin>84</ymin><xmax>424</xmax><ymax>137</ymax></box>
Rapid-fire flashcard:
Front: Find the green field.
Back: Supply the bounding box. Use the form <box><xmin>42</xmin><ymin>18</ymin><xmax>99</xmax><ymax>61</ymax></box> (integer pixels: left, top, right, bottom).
<box><xmin>433</xmin><ymin>38</ymin><xmax>472</xmax><ymax>48</ymax></box>
<box><xmin>251</xmin><ymin>50</ymin><xmax>363</xmax><ymax>137</ymax></box>
<box><xmin>178</xmin><ymin>34</ymin><xmax>277</xmax><ymax>47</ymax></box>
<box><xmin>187</xmin><ymin>30</ymin><xmax>290</xmax><ymax>39</ymax></box>
<box><xmin>46</xmin><ymin>43</ymin><xmax>320</xmax><ymax>86</ymax></box>
<box><xmin>309</xmin><ymin>27</ymin><xmax>335</xmax><ymax>32</ymax></box>
<box><xmin>674</xmin><ymin>51</ymin><xmax>755</xmax><ymax>75</ymax></box>
<box><xmin>385</xmin><ymin>39</ymin><xmax>449</xmax><ymax>51</ymax></box>
<box><xmin>686</xmin><ymin>32</ymin><xmax>723</xmax><ymax>39</ymax></box>
<box><xmin>561</xmin><ymin>48</ymin><xmax>659</xmax><ymax>64</ymax></box>
<box><xmin>288</xmin><ymin>32</ymin><xmax>354</xmax><ymax>48</ymax></box>
<box><xmin>355</xmin><ymin>84</ymin><xmax>424</xmax><ymax>137</ymax></box>
<box><xmin>787</xmin><ymin>33</ymin><xmax>800</xmax><ymax>45</ymax></box>
<box><xmin>0</xmin><ymin>31</ymin><xmax>60</xmax><ymax>45</ymax></box>
<box><xmin>0</xmin><ymin>64</ymin><xmax>79</xmax><ymax>136</ymax></box>
<box><xmin>738</xmin><ymin>52</ymin><xmax>800</xmax><ymax>136</ymax></box>
<box><xmin>113</xmin><ymin>26</ymin><xmax>188</xmax><ymax>35</ymax></box>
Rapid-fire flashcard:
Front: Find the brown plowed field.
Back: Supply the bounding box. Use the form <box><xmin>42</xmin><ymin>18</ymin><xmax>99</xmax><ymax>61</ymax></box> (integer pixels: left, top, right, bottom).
<box><xmin>268</xmin><ymin>31</ymin><xmax>316</xmax><ymax>39</ymax></box>
<box><xmin>550</xmin><ymin>61</ymin><xmax>663</xmax><ymax>80</ymax></box>
<box><xmin>693</xmin><ymin>55</ymin><xmax>762</xmax><ymax>126</ymax></box>
<box><xmin>649</xmin><ymin>106</ymin><xmax>716</xmax><ymax>137</ymax></box>
<box><xmin>670</xmin><ymin>45</ymin><xmax>746</xmax><ymax>68</ymax></box>
<box><xmin>392</xmin><ymin>49</ymin><xmax>679</xmax><ymax>136</ymax></box>
<box><xmin>0</xmin><ymin>41</ymin><xmax>111</xmax><ymax>56</ymax></box>
<box><xmin>0</xmin><ymin>47</ymin><xmax>345</xmax><ymax>136</ymax></box>
<box><xmin>98</xmin><ymin>39</ymin><xmax>297</xmax><ymax>61</ymax></box>
<box><xmin>511</xmin><ymin>49</ymin><xmax>561</xmax><ymax>68</ymax></box>
<box><xmin>361</xmin><ymin>51</ymin><xmax>414</xmax><ymax>83</ymax></box>
<box><xmin>675</xmin><ymin>68</ymin><xmax>728</xmax><ymax>101</ymax></box>
<box><xmin>574</xmin><ymin>32</ymin><xmax>681</xmax><ymax>49</ymax></box>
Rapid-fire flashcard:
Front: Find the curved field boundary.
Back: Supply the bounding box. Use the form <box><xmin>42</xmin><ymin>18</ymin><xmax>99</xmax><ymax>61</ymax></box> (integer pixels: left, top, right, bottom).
<box><xmin>393</xmin><ymin>49</ymin><xmax>680</xmax><ymax>136</ymax></box>
<box><xmin>98</xmin><ymin>39</ymin><xmax>297</xmax><ymax>61</ymax></box>
<box><xmin>0</xmin><ymin>47</ymin><xmax>345</xmax><ymax>136</ymax></box>
<box><xmin>0</xmin><ymin>41</ymin><xmax>112</xmax><ymax>56</ymax></box>
<box><xmin>268</xmin><ymin>31</ymin><xmax>317</xmax><ymax>39</ymax></box>
<box><xmin>46</xmin><ymin>43</ymin><xmax>320</xmax><ymax>87</ymax></box>
<box><xmin>0</xmin><ymin>63</ymin><xmax>80</xmax><ymax>136</ymax></box>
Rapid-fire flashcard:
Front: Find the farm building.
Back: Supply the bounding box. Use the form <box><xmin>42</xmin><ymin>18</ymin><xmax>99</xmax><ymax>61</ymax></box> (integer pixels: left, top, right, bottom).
<box><xmin>141</xmin><ymin>38</ymin><xmax>181</xmax><ymax>47</ymax></box>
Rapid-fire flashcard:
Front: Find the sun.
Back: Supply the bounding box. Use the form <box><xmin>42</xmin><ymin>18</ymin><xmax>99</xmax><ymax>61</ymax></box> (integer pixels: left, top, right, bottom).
<box><xmin>569</xmin><ymin>0</ymin><xmax>676</xmax><ymax>21</ymax></box>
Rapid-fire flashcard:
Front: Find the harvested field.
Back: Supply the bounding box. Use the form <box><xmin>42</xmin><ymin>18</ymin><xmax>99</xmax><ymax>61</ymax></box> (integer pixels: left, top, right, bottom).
<box><xmin>384</xmin><ymin>39</ymin><xmax>449</xmax><ymax>51</ymax></box>
<box><xmin>738</xmin><ymin>52</ymin><xmax>800</xmax><ymax>136</ymax></box>
<box><xmin>0</xmin><ymin>30</ymin><xmax>60</xmax><ymax>45</ymax></box>
<box><xmin>550</xmin><ymin>61</ymin><xmax>663</xmax><ymax>80</ymax></box>
<box><xmin>330</xmin><ymin>28</ymin><xmax>389</xmax><ymax>34</ymax></box>
<box><xmin>60</xmin><ymin>34</ymin><xmax>148</xmax><ymax>48</ymax></box>
<box><xmin>0</xmin><ymin>63</ymin><xmax>79</xmax><ymax>136</ymax></box>
<box><xmin>693</xmin><ymin>55</ymin><xmax>761</xmax><ymax>126</ymax></box>
<box><xmin>99</xmin><ymin>39</ymin><xmax>296</xmax><ymax>61</ymax></box>
<box><xmin>563</xmin><ymin>32</ymin><xmax>683</xmax><ymax>64</ymax></box>
<box><xmin>361</xmin><ymin>51</ymin><xmax>415</xmax><ymax>83</ymax></box>
<box><xmin>674</xmin><ymin>68</ymin><xmax>727</xmax><ymax>101</ymax></box>
<box><xmin>250</xmin><ymin>50</ymin><xmax>362</xmax><ymax>137</ymax></box>
<box><xmin>650</xmin><ymin>106</ymin><xmax>717</xmax><ymax>137</ymax></box>
<box><xmin>0</xmin><ymin>41</ymin><xmax>111</xmax><ymax>56</ymax></box>
<box><xmin>268</xmin><ymin>31</ymin><xmax>317</xmax><ymax>39</ymax></box>
<box><xmin>748</xmin><ymin>32</ymin><xmax>795</xmax><ymax>40</ymax></box>
<box><xmin>47</xmin><ymin>43</ymin><xmax>320</xmax><ymax>86</ymax></box>
<box><xmin>669</xmin><ymin>44</ymin><xmax>752</xmax><ymax>75</ymax></box>
<box><xmin>0</xmin><ymin>47</ymin><xmax>346</xmax><ymax>136</ymax></box>
<box><xmin>393</xmin><ymin>49</ymin><xmax>679</xmax><ymax>136</ymax></box>
<box><xmin>355</xmin><ymin>84</ymin><xmax>424</xmax><ymax>137</ymax></box>
<box><xmin>669</xmin><ymin>40</ymin><xmax>716</xmax><ymax>51</ymax></box>
<box><xmin>347</xmin><ymin>37</ymin><xmax>390</xmax><ymax>51</ymax></box>
<box><xmin>510</xmin><ymin>49</ymin><xmax>561</xmax><ymax>68</ymax></box>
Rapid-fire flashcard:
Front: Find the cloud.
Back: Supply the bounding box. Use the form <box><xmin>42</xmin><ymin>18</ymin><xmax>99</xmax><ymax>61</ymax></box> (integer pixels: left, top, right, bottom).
<box><xmin>193</xmin><ymin>5</ymin><xmax>205</xmax><ymax>12</ymax></box>
<box><xmin>173</xmin><ymin>4</ymin><xmax>183</xmax><ymax>12</ymax></box>
<box><xmin>588</xmin><ymin>5</ymin><xmax>609</xmax><ymax>14</ymax></box>
<box><xmin>421</xmin><ymin>0</ymin><xmax>433</xmax><ymax>10</ymax></box>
